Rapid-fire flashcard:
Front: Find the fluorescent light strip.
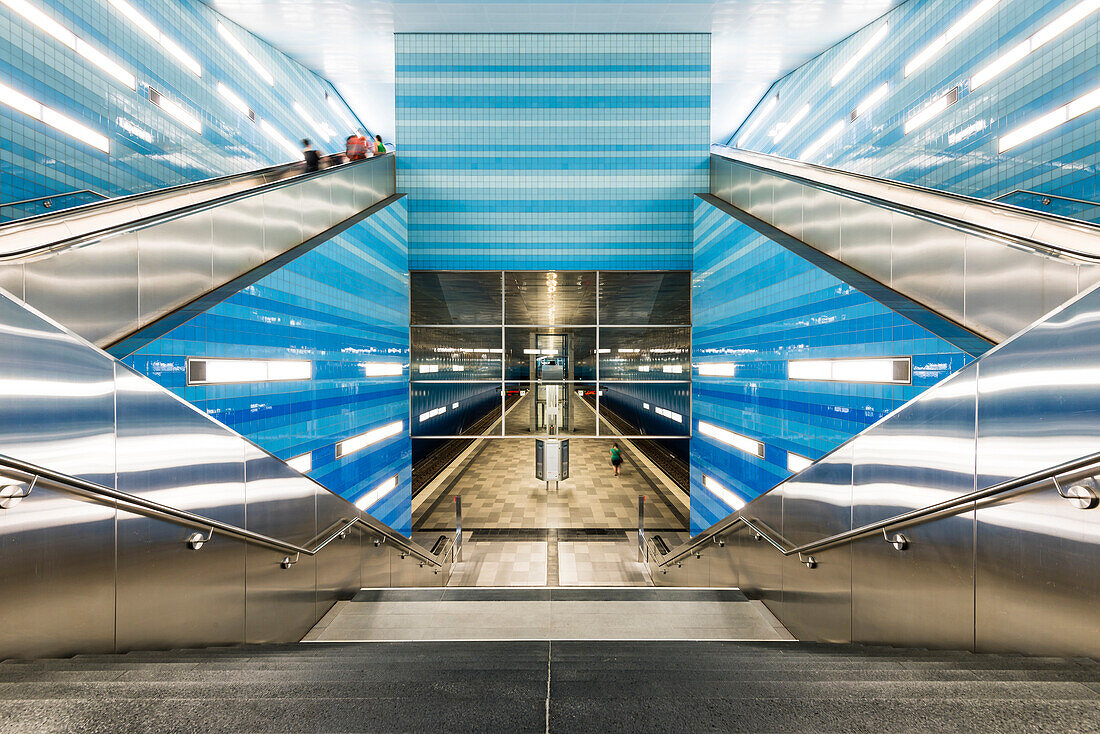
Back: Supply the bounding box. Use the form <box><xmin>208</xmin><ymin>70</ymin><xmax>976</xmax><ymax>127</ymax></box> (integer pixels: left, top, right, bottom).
<box><xmin>217</xmin><ymin>21</ymin><xmax>274</xmax><ymax>86</ymax></box>
<box><xmin>0</xmin><ymin>82</ymin><xmax>109</xmax><ymax>152</ymax></box>
<box><xmin>216</xmin><ymin>82</ymin><xmax>252</xmax><ymax>117</ymax></box>
<box><xmin>800</xmin><ymin>120</ymin><xmax>846</xmax><ymax>161</ymax></box>
<box><xmin>643</xmin><ymin>403</ymin><xmax>650</xmax><ymax>409</ymax></box>
<box><xmin>655</xmin><ymin>406</ymin><xmax>683</xmax><ymax>423</ymax></box>
<box><xmin>831</xmin><ymin>23</ymin><xmax>889</xmax><ymax>86</ymax></box>
<box><xmin>418</xmin><ymin>364</ymin><xmax>439</xmax><ymax>374</ymax></box>
<box><xmin>2</xmin><ymin>0</ymin><xmax>136</xmax><ymax>89</ymax></box>
<box><xmin>736</xmin><ymin>96</ymin><xmax>777</xmax><ymax>146</ymax></box>
<box><xmin>698</xmin><ymin>362</ymin><xmax>737</xmax><ymax>377</ymax></box>
<box><xmin>973</xmin><ymin>0</ymin><xmax>1100</xmax><ymax>89</ymax></box>
<box><xmin>363</xmin><ymin>362</ymin><xmax>403</xmax><ymax>377</ymax></box>
<box><xmin>336</xmin><ymin>421</ymin><xmax>403</xmax><ymax>459</ymax></box>
<box><xmin>772</xmin><ymin>104</ymin><xmax>810</xmax><ymax>143</ymax></box>
<box><xmin>452</xmin><ymin>402</ymin><xmax>459</xmax><ymax>409</ymax></box>
<box><xmin>293</xmin><ymin>101</ymin><xmax>334</xmax><ymax>140</ymax></box>
<box><xmin>999</xmin><ymin>85</ymin><xmax>1100</xmax><ymax>152</ymax></box>
<box><xmin>327</xmin><ymin>94</ymin><xmax>358</xmax><ymax>131</ymax></box>
<box><xmin>904</xmin><ymin>88</ymin><xmax>958</xmax><ymax>134</ymax></box>
<box><xmin>787</xmin><ymin>452</ymin><xmax>813</xmax><ymax>473</ymax></box>
<box><xmin>418</xmin><ymin>406</ymin><xmax>447</xmax><ymax>423</ymax></box>
<box><xmin>905</xmin><ymin>0</ymin><xmax>1003</xmax><ymax>77</ymax></box>
<box><xmin>853</xmin><ymin>83</ymin><xmax>890</xmax><ymax>119</ymax></box>
<box><xmin>107</xmin><ymin>0</ymin><xmax>200</xmax><ymax>77</ymax></box>
<box><xmin>150</xmin><ymin>89</ymin><xmax>202</xmax><ymax>134</ymax></box>
<box><xmin>260</xmin><ymin>119</ymin><xmax>304</xmax><ymax>160</ymax></box>
<box><xmin>788</xmin><ymin>357</ymin><xmax>911</xmax><ymax>384</ymax></box>
<box><xmin>703</xmin><ymin>476</ymin><xmax>745</xmax><ymax>511</ymax></box>
<box><xmin>356</xmin><ymin>475</ymin><xmax>398</xmax><ymax>511</ymax></box>
<box><xmin>187</xmin><ymin>358</ymin><xmax>311</xmax><ymax>385</ymax></box>
<box><xmin>285</xmin><ymin>452</ymin><xmax>312</xmax><ymax>474</ymax></box>
<box><xmin>662</xmin><ymin>365</ymin><xmax>683</xmax><ymax>374</ymax></box>
<box><xmin>697</xmin><ymin>421</ymin><xmax>764</xmax><ymax>459</ymax></box>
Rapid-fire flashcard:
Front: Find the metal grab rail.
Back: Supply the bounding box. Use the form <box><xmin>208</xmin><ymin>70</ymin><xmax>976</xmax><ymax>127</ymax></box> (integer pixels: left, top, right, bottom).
<box><xmin>711</xmin><ymin>146</ymin><xmax>1100</xmax><ymax>265</ymax></box>
<box><xmin>1</xmin><ymin>190</ymin><xmax>109</xmax><ymax>209</ymax></box>
<box><xmin>0</xmin><ymin>451</ymin><xmax>445</xmax><ymax>569</ymax></box>
<box><xmin>656</xmin><ymin>449</ymin><xmax>1100</xmax><ymax>570</ymax></box>
<box><xmin>0</xmin><ymin>154</ymin><xmax>394</xmax><ymax>260</ymax></box>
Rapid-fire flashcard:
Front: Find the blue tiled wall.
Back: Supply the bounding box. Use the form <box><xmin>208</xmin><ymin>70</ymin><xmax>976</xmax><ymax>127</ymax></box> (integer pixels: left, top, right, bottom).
<box><xmin>690</xmin><ymin>198</ymin><xmax>974</xmax><ymax>534</ymax></box>
<box><xmin>125</xmin><ymin>200</ymin><xmax>413</xmax><ymax>535</ymax></box>
<box><xmin>1</xmin><ymin>0</ymin><xmax>368</xmax><ymax>218</ymax></box>
<box><xmin>395</xmin><ymin>33</ymin><xmax>710</xmax><ymax>270</ymax></box>
<box><xmin>729</xmin><ymin>0</ymin><xmax>1100</xmax><ymax>220</ymax></box>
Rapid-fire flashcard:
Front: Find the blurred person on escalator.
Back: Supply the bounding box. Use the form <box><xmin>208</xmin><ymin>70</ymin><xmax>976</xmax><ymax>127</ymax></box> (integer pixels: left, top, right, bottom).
<box><xmin>346</xmin><ymin>133</ymin><xmax>366</xmax><ymax>161</ymax></box>
<box><xmin>302</xmin><ymin>138</ymin><xmax>321</xmax><ymax>172</ymax></box>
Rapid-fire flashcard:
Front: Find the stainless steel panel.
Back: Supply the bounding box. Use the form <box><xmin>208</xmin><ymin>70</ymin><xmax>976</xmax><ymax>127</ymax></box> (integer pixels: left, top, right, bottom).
<box><xmin>259</xmin><ymin>186</ymin><xmax>305</xmax><ymax>258</ymax></box>
<box><xmin>390</xmin><ymin>547</ymin><xmax>446</xmax><ymax>587</ymax></box>
<box><xmin>0</xmin><ymin>263</ymin><xmax>24</xmax><ymax>301</ymax></box>
<box><xmin>839</xmin><ymin>198</ymin><xmax>892</xmax><ymax>285</ymax></box>
<box><xmin>770</xmin><ymin>177</ymin><xmax>804</xmax><ymax>242</ymax></box>
<box><xmin>211</xmin><ymin>194</ymin><xmax>266</xmax><ymax>283</ymax></box>
<box><xmin>315</xmin><ymin>488</ymin><xmax>362</xmax><ymax>618</ymax></box>
<box><xmin>360</xmin><ymin>525</ymin><xmax>392</xmax><ymax>588</ymax></box>
<box><xmin>746</xmin><ymin>169</ymin><xmax>773</xmax><ymax>223</ymax></box>
<box><xmin>963</xmin><ymin>236</ymin><xmax>1042</xmax><ymax>343</ymax></box>
<box><xmin>1040</xmin><ymin>257</ymin><xmax>1080</xmax><ymax>320</ymax></box>
<box><xmin>297</xmin><ymin>176</ymin><xmax>336</xmax><ymax>241</ymax></box>
<box><xmin>329</xmin><ymin>165</ymin><xmax>360</xmax><ymax>224</ymax></box>
<box><xmin>777</xmin><ymin>445</ymin><xmax>853</xmax><ymax>643</ymax></box>
<box><xmin>113</xmin><ymin>364</ymin><xmax>248</xmax><ymax>651</ymax></box>
<box><xmin>728</xmin><ymin>162</ymin><xmax>752</xmax><ymax>211</ymax></box>
<box><xmin>1077</xmin><ymin>263</ymin><xmax>1100</xmax><ymax>295</ymax></box>
<box><xmin>799</xmin><ymin>187</ymin><xmax>843</xmax><ymax>259</ymax></box>
<box><xmin>136</xmin><ymin>212</ymin><xmax>214</xmax><ymax>324</ymax></box>
<box><xmin>888</xmin><ymin>213</ymin><xmax>966</xmax><ymax>326</ymax></box>
<box><xmin>850</xmin><ymin>367</ymin><xmax>978</xmax><ymax>650</ymax></box>
<box><xmin>244</xmin><ymin>445</ymin><xmax>319</xmax><ymax>643</ymax></box>
<box><xmin>0</xmin><ymin>484</ymin><xmax>117</xmax><ymax>658</ymax></box>
<box><xmin>22</xmin><ymin>231</ymin><xmax>140</xmax><ymax>346</ymax></box>
<box><xmin>710</xmin><ymin>156</ymin><xmax>733</xmax><ymax>201</ymax></box>
<box><xmin>975</xmin><ymin>483</ymin><xmax>1100</xmax><ymax>657</ymax></box>
<box><xmin>736</xmin><ymin>489</ymin><xmax>784</xmax><ymax>607</ymax></box>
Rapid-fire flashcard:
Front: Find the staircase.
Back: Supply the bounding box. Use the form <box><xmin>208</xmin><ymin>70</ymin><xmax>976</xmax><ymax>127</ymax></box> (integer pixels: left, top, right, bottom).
<box><xmin>2</xmin><ymin>640</ymin><xmax>1097</xmax><ymax>732</ymax></box>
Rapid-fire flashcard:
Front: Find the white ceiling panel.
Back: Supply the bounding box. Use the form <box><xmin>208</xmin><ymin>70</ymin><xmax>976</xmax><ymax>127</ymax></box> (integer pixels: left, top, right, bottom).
<box><xmin>205</xmin><ymin>0</ymin><xmax>900</xmax><ymax>142</ymax></box>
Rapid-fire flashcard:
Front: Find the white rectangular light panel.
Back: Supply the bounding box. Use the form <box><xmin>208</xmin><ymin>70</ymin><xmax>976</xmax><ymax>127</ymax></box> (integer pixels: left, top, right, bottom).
<box><xmin>150</xmin><ymin>88</ymin><xmax>202</xmax><ymax>134</ymax></box>
<box><xmin>698</xmin><ymin>421</ymin><xmax>765</xmax><ymax>458</ymax></box>
<box><xmin>772</xmin><ymin>104</ymin><xmax>811</xmax><ymax>142</ymax></box>
<box><xmin>187</xmin><ymin>358</ymin><xmax>311</xmax><ymax>385</ymax></box>
<box><xmin>905</xmin><ymin>0</ymin><xmax>1003</xmax><ymax>77</ymax></box>
<box><xmin>698</xmin><ymin>362</ymin><xmax>737</xmax><ymax>377</ymax></box>
<box><xmin>643</xmin><ymin>402</ymin><xmax>650</xmax><ymax>409</ymax></box>
<box><xmin>999</xmin><ymin>85</ymin><xmax>1100</xmax><ymax>152</ymax></box>
<box><xmin>452</xmin><ymin>402</ymin><xmax>459</xmax><ymax>409</ymax></box>
<box><xmin>655</xmin><ymin>407</ymin><xmax>683</xmax><ymax>423</ymax></box>
<box><xmin>662</xmin><ymin>365</ymin><xmax>683</xmax><ymax>374</ymax></box>
<box><xmin>217</xmin><ymin>21</ymin><xmax>274</xmax><ymax>85</ymax></box>
<box><xmin>703</xmin><ymin>475</ymin><xmax>746</xmax><ymax>511</ymax></box>
<box><xmin>418</xmin><ymin>364</ymin><xmax>439</xmax><ymax>374</ymax></box>
<box><xmin>523</xmin><ymin>348</ymin><xmax>540</xmax><ymax>354</ymax></box>
<box><xmin>737</xmin><ymin>96</ymin><xmax>777</xmax><ymax>146</ymax></box>
<box><xmin>800</xmin><ymin>120</ymin><xmax>846</xmax><ymax>161</ymax></box>
<box><xmin>363</xmin><ymin>362</ymin><xmax>403</xmax><ymax>377</ymax></box>
<box><xmin>327</xmin><ymin>94</ymin><xmax>358</xmax><ymax>131</ymax></box>
<box><xmin>853</xmin><ymin>83</ymin><xmax>890</xmax><ymax>119</ymax></box>
<box><xmin>904</xmin><ymin>88</ymin><xmax>958</xmax><ymax>134</ymax></box>
<box><xmin>355</xmin><ymin>475</ymin><xmax>398</xmax><ymax>511</ymax></box>
<box><xmin>788</xmin><ymin>357</ymin><xmax>911</xmax><ymax>384</ymax></box>
<box><xmin>787</xmin><ymin>452</ymin><xmax>813</xmax><ymax>473</ymax></box>
<box><xmin>336</xmin><ymin>421</ymin><xmax>403</xmax><ymax>459</ymax></box>
<box><xmin>0</xmin><ymin>82</ymin><xmax>110</xmax><ymax>152</ymax></box>
<box><xmin>108</xmin><ymin>0</ymin><xmax>201</xmax><ymax>76</ymax></box>
<box><xmin>285</xmin><ymin>452</ymin><xmax>312</xmax><ymax>474</ymax></box>
<box><xmin>217</xmin><ymin>82</ymin><xmax>252</xmax><ymax>117</ymax></box>
<box><xmin>831</xmin><ymin>23</ymin><xmax>889</xmax><ymax>87</ymax></box>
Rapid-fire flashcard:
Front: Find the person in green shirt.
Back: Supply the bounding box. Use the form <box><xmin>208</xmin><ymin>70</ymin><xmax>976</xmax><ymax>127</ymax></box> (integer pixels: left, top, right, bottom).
<box><xmin>610</xmin><ymin>442</ymin><xmax>623</xmax><ymax>477</ymax></box>
<box><xmin>375</xmin><ymin>135</ymin><xmax>386</xmax><ymax>155</ymax></box>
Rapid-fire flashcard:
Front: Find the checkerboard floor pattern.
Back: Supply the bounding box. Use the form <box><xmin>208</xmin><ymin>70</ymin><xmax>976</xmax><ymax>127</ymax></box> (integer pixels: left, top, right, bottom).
<box><xmin>418</xmin><ymin>438</ymin><xmax>684</xmax><ymax>530</ymax></box>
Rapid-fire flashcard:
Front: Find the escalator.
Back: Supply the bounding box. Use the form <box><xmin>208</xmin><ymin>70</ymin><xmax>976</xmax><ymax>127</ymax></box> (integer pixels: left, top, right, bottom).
<box><xmin>0</xmin><ymin>153</ymin><xmax>398</xmax><ymax>355</ymax></box>
<box><xmin>653</xmin><ymin>147</ymin><xmax>1100</xmax><ymax>658</ymax></box>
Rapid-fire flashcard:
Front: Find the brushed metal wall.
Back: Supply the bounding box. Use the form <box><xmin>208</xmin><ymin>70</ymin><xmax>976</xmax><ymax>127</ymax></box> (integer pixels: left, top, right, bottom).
<box><xmin>0</xmin><ymin>156</ymin><xmax>396</xmax><ymax>348</ymax></box>
<box><xmin>709</xmin><ymin>152</ymin><xmax>1100</xmax><ymax>344</ymax></box>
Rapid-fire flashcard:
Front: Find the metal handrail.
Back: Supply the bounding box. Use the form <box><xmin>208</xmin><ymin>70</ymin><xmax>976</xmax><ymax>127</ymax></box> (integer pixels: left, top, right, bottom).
<box><xmin>993</xmin><ymin>189</ymin><xmax>1100</xmax><ymax>209</ymax></box>
<box><xmin>0</xmin><ymin>154</ymin><xmax>394</xmax><ymax>261</ymax></box>
<box><xmin>1</xmin><ymin>189</ymin><xmax>109</xmax><ymax>208</ymax></box>
<box><xmin>0</xmin><ymin>451</ymin><xmax>444</xmax><ymax>569</ymax></box>
<box><xmin>656</xmin><ymin>449</ymin><xmax>1100</xmax><ymax>569</ymax></box>
<box><xmin>711</xmin><ymin>146</ymin><xmax>1100</xmax><ymax>265</ymax></box>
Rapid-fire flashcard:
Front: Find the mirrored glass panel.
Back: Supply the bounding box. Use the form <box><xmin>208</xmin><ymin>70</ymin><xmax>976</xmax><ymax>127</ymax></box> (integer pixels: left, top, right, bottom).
<box><xmin>598</xmin><ymin>271</ymin><xmax>691</xmax><ymax>325</ymax></box>
<box><xmin>504</xmin><ymin>271</ymin><xmax>596</xmax><ymax>325</ymax></box>
<box><xmin>598</xmin><ymin>382</ymin><xmax>691</xmax><ymax>436</ymax></box>
<box><xmin>598</xmin><ymin>326</ymin><xmax>691</xmax><ymax>380</ymax></box>
<box><xmin>504</xmin><ymin>382</ymin><xmax>598</xmax><ymax>436</ymax></box>
<box><xmin>411</xmin><ymin>382</ymin><xmax>503</xmax><ymax>437</ymax></box>
<box><xmin>411</xmin><ymin>271</ymin><xmax>503</xmax><ymax>325</ymax></box>
<box><xmin>411</xmin><ymin>327</ymin><xmax>502</xmax><ymax>380</ymax></box>
<box><xmin>504</xmin><ymin>327</ymin><xmax>596</xmax><ymax>381</ymax></box>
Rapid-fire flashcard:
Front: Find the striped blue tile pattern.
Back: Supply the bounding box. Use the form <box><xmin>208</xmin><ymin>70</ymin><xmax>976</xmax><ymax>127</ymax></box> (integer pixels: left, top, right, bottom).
<box><xmin>728</xmin><ymin>0</ymin><xmax>1100</xmax><ymax>221</ymax></box>
<box><xmin>1</xmin><ymin>0</ymin><xmax>368</xmax><ymax>220</ymax></box>
<box><xmin>690</xmin><ymin>198</ymin><xmax>974</xmax><ymax>535</ymax></box>
<box><xmin>395</xmin><ymin>33</ymin><xmax>710</xmax><ymax>270</ymax></box>
<box><xmin>125</xmin><ymin>200</ymin><xmax>413</xmax><ymax>535</ymax></box>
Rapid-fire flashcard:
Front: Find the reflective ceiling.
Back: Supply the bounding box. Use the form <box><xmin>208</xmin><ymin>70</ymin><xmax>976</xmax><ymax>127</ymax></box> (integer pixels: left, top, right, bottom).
<box><xmin>204</xmin><ymin>0</ymin><xmax>900</xmax><ymax>142</ymax></box>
